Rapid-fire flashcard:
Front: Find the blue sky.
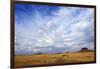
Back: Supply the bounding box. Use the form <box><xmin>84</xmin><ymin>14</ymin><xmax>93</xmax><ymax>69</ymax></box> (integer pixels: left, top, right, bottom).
<box><xmin>15</xmin><ymin>3</ymin><xmax>94</xmax><ymax>55</ymax></box>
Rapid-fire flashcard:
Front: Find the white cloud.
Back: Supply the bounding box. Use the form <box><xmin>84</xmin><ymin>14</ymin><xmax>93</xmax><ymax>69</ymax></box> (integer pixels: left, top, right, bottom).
<box><xmin>15</xmin><ymin>6</ymin><xmax>94</xmax><ymax>54</ymax></box>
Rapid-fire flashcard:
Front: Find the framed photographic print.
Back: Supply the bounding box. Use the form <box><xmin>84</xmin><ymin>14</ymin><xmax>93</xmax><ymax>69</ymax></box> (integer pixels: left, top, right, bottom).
<box><xmin>11</xmin><ymin>1</ymin><xmax>96</xmax><ymax>68</ymax></box>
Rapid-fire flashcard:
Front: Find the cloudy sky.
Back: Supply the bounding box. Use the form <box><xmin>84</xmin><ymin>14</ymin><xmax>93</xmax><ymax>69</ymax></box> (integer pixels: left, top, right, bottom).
<box><xmin>15</xmin><ymin>3</ymin><xmax>94</xmax><ymax>55</ymax></box>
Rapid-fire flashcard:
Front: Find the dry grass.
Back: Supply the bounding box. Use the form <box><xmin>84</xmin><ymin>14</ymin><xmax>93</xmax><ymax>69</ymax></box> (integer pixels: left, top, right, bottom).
<box><xmin>15</xmin><ymin>52</ymin><xmax>95</xmax><ymax>68</ymax></box>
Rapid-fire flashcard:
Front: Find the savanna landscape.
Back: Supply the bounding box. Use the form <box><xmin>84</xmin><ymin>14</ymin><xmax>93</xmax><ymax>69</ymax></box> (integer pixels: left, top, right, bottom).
<box><xmin>14</xmin><ymin>2</ymin><xmax>95</xmax><ymax>68</ymax></box>
<box><xmin>15</xmin><ymin>49</ymin><xmax>95</xmax><ymax>68</ymax></box>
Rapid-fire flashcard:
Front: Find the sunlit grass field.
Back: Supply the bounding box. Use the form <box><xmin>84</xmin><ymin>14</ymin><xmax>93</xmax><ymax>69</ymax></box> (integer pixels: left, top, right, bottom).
<box><xmin>15</xmin><ymin>51</ymin><xmax>95</xmax><ymax>68</ymax></box>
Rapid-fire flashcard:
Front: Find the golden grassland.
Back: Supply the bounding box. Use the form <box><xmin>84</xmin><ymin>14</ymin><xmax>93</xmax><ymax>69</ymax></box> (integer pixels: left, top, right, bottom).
<box><xmin>15</xmin><ymin>52</ymin><xmax>95</xmax><ymax>68</ymax></box>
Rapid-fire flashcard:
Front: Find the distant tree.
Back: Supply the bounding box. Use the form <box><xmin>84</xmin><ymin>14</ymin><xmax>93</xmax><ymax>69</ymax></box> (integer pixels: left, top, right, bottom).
<box><xmin>79</xmin><ymin>47</ymin><xmax>93</xmax><ymax>52</ymax></box>
<box><xmin>37</xmin><ymin>53</ymin><xmax>43</xmax><ymax>54</ymax></box>
<box><xmin>81</xmin><ymin>48</ymin><xmax>88</xmax><ymax>50</ymax></box>
<box><xmin>56</xmin><ymin>52</ymin><xmax>62</xmax><ymax>54</ymax></box>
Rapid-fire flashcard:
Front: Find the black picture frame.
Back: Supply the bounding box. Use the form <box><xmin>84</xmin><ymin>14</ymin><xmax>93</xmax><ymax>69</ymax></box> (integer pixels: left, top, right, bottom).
<box><xmin>11</xmin><ymin>0</ymin><xmax>96</xmax><ymax>68</ymax></box>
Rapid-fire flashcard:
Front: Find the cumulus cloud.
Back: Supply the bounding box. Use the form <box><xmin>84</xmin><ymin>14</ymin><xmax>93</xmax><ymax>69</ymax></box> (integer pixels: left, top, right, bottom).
<box><xmin>15</xmin><ymin>4</ymin><xmax>94</xmax><ymax>55</ymax></box>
